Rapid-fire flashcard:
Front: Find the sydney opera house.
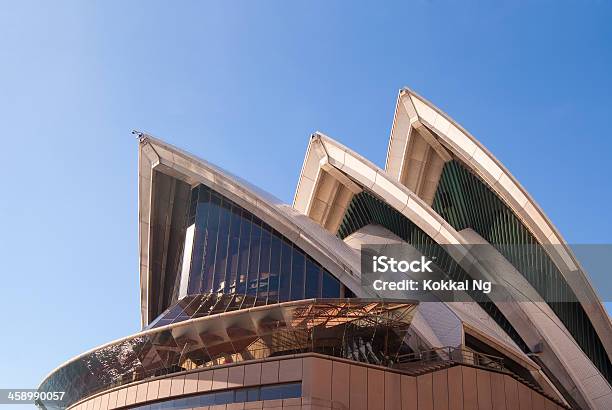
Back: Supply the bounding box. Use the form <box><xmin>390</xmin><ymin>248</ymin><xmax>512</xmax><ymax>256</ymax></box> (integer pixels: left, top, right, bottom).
<box><xmin>38</xmin><ymin>89</ymin><xmax>611</xmax><ymax>409</ymax></box>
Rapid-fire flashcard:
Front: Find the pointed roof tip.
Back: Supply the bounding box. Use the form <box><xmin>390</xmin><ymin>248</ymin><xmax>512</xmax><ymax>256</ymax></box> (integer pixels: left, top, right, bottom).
<box><xmin>311</xmin><ymin>130</ymin><xmax>324</xmax><ymax>138</ymax></box>
<box><xmin>132</xmin><ymin>130</ymin><xmax>151</xmax><ymax>144</ymax></box>
<box><xmin>134</xmin><ymin>131</ymin><xmax>173</xmax><ymax>147</ymax></box>
<box><xmin>310</xmin><ymin>131</ymin><xmax>331</xmax><ymax>143</ymax></box>
<box><xmin>400</xmin><ymin>86</ymin><xmax>413</xmax><ymax>95</ymax></box>
<box><xmin>399</xmin><ymin>86</ymin><xmax>422</xmax><ymax>99</ymax></box>
<box><xmin>312</xmin><ymin>130</ymin><xmax>334</xmax><ymax>139</ymax></box>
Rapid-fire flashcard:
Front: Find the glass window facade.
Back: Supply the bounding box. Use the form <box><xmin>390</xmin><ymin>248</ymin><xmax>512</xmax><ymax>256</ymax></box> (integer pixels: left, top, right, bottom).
<box><xmin>128</xmin><ymin>382</ymin><xmax>301</xmax><ymax>409</ymax></box>
<box><xmin>149</xmin><ymin>184</ymin><xmax>352</xmax><ymax>329</ymax></box>
<box><xmin>37</xmin><ymin>300</ymin><xmax>413</xmax><ymax>409</ymax></box>
<box><xmin>183</xmin><ymin>184</ymin><xmax>346</xmax><ymax>302</ymax></box>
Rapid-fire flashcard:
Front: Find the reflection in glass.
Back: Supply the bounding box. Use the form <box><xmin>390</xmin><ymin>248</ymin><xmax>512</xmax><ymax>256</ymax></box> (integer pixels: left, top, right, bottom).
<box><xmin>38</xmin><ymin>300</ymin><xmax>414</xmax><ymax>410</ymax></box>
<box><xmin>163</xmin><ymin>184</ymin><xmax>349</xmax><ymax>325</ymax></box>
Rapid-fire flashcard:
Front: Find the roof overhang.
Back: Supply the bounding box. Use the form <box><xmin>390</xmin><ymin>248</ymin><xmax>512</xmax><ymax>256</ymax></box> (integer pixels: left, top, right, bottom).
<box><xmin>294</xmin><ymin>133</ymin><xmax>465</xmax><ymax>247</ymax></box>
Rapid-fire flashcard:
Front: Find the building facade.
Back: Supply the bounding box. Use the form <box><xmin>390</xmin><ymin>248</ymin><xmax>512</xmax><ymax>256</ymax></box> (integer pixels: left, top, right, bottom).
<box><xmin>38</xmin><ymin>89</ymin><xmax>612</xmax><ymax>410</ymax></box>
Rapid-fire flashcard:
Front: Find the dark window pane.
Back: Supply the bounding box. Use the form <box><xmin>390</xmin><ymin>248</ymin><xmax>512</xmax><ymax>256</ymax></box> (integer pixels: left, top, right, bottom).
<box><xmin>185</xmin><ymin>396</ymin><xmax>200</xmax><ymax>407</ymax></box>
<box><xmin>207</xmin><ymin>193</ymin><xmax>222</xmax><ymax>231</ymax></box>
<box><xmin>187</xmin><ymin>185</ymin><xmax>199</xmax><ymax>225</ymax></box>
<box><xmin>181</xmin><ymin>294</ymin><xmax>204</xmax><ymax>316</ymax></box>
<box><xmin>247</xmin><ymin>218</ymin><xmax>261</xmax><ymax>296</ymax></box>
<box><xmin>283</xmin><ymin>382</ymin><xmax>302</xmax><ymax>398</ymax></box>
<box><xmin>246</xmin><ymin>387</ymin><xmax>259</xmax><ymax>402</ymax></box>
<box><xmin>171</xmin><ymin>296</ymin><xmax>199</xmax><ymax>323</ymax></box>
<box><xmin>260</xmin><ymin>383</ymin><xmax>302</xmax><ymax>400</ymax></box>
<box><xmin>344</xmin><ymin>286</ymin><xmax>356</xmax><ymax>298</ymax></box>
<box><xmin>214</xmin><ymin>390</ymin><xmax>234</xmax><ymax>404</ymax></box>
<box><xmin>234</xmin><ymin>388</ymin><xmax>248</xmax><ymax>403</ymax></box>
<box><xmin>170</xmin><ymin>398</ymin><xmax>188</xmax><ymax>409</ymax></box>
<box><xmin>305</xmin><ymin>257</ymin><xmax>322</xmax><ymax>299</ymax></box>
<box><xmin>322</xmin><ymin>271</ymin><xmax>341</xmax><ymax>298</ymax></box>
<box><xmin>201</xmin><ymin>194</ymin><xmax>221</xmax><ymax>292</ymax></box>
<box><xmin>279</xmin><ymin>239</ymin><xmax>292</xmax><ymax>302</ymax></box>
<box><xmin>236</xmin><ymin>210</ymin><xmax>252</xmax><ymax>294</ymax></box>
<box><xmin>187</xmin><ymin>188</ymin><xmax>210</xmax><ymax>294</ymax></box>
<box><xmin>257</xmin><ymin>226</ymin><xmax>271</xmax><ymax>298</ymax></box>
<box><xmin>160</xmin><ymin>400</ymin><xmax>174</xmax><ymax>410</ymax></box>
<box><xmin>290</xmin><ymin>249</ymin><xmax>305</xmax><ymax>300</ymax></box>
<box><xmin>192</xmin><ymin>294</ymin><xmax>215</xmax><ymax>318</ymax></box>
<box><xmin>162</xmin><ymin>301</ymin><xmax>188</xmax><ymax>320</ymax></box>
<box><xmin>213</xmin><ymin>200</ymin><xmax>232</xmax><ymax>292</ymax></box>
<box><xmin>268</xmin><ymin>234</ymin><xmax>281</xmax><ymax>302</ymax></box>
<box><xmin>225</xmin><ymin>204</ymin><xmax>242</xmax><ymax>291</ymax></box>
<box><xmin>198</xmin><ymin>393</ymin><xmax>216</xmax><ymax>405</ymax></box>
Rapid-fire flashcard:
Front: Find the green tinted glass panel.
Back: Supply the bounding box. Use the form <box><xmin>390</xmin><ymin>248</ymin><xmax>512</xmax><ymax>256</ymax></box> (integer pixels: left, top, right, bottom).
<box><xmin>337</xmin><ymin>190</ymin><xmax>529</xmax><ymax>353</ymax></box>
<box><xmin>432</xmin><ymin>159</ymin><xmax>611</xmax><ymax>382</ymax></box>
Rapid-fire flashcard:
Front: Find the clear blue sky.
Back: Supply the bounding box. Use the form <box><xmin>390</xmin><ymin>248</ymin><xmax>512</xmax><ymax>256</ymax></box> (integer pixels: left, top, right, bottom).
<box><xmin>1</xmin><ymin>0</ymin><xmax>611</xmax><ymax>401</ymax></box>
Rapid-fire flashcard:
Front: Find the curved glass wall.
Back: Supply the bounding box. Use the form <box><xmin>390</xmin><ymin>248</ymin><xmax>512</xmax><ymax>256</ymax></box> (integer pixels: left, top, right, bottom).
<box><xmin>37</xmin><ymin>300</ymin><xmax>416</xmax><ymax>410</ymax></box>
<box><xmin>154</xmin><ymin>184</ymin><xmax>351</xmax><ymax>327</ymax></box>
<box><xmin>185</xmin><ymin>184</ymin><xmax>345</xmax><ymax>300</ymax></box>
<box><xmin>432</xmin><ymin>159</ymin><xmax>611</xmax><ymax>383</ymax></box>
<box><xmin>337</xmin><ymin>190</ymin><xmax>529</xmax><ymax>353</ymax></box>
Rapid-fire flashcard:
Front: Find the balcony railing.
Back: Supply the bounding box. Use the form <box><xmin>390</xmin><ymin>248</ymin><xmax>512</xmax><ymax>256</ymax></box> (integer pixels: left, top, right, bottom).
<box><xmin>391</xmin><ymin>346</ymin><xmax>505</xmax><ymax>374</ymax></box>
